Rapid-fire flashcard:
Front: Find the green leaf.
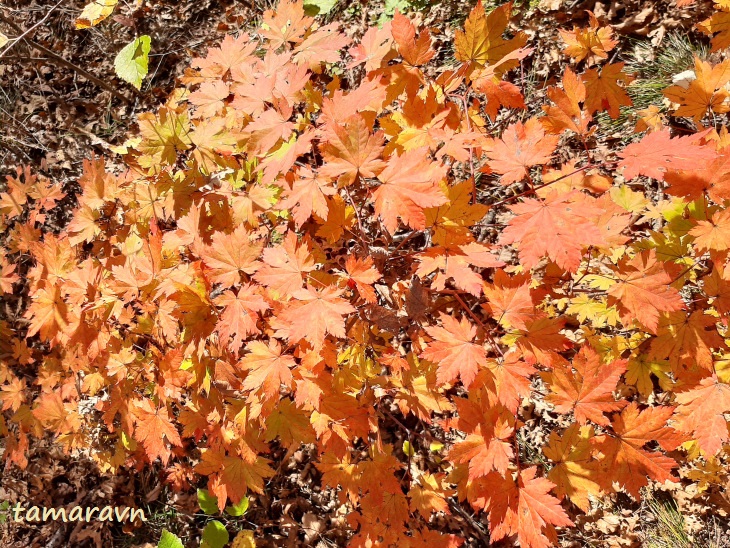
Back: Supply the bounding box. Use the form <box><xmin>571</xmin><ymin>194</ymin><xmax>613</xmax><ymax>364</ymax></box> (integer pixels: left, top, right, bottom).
<box><xmin>0</xmin><ymin>500</ymin><xmax>9</xmax><ymax>524</ymax></box>
<box><xmin>114</xmin><ymin>35</ymin><xmax>151</xmax><ymax>90</ymax></box>
<box><xmin>158</xmin><ymin>529</ymin><xmax>184</xmax><ymax>548</ymax></box>
<box><xmin>197</xmin><ymin>489</ymin><xmax>220</xmax><ymax>515</ymax></box>
<box><xmin>303</xmin><ymin>0</ymin><xmax>337</xmax><ymax>16</ymax></box>
<box><xmin>379</xmin><ymin>0</ymin><xmax>409</xmax><ymax>24</ymax></box>
<box><xmin>201</xmin><ymin>520</ymin><xmax>229</xmax><ymax>548</ymax></box>
<box><xmin>225</xmin><ymin>496</ymin><xmax>249</xmax><ymax>517</ymax></box>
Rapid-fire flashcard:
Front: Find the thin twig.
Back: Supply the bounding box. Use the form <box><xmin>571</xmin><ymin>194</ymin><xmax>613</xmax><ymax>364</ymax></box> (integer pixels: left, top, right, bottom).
<box><xmin>0</xmin><ymin>0</ymin><xmax>64</xmax><ymax>60</ymax></box>
<box><xmin>343</xmin><ymin>185</ymin><xmax>369</xmax><ymax>247</ymax></box>
<box><xmin>448</xmin><ymin>499</ymin><xmax>490</xmax><ymax>545</ymax></box>
<box><xmin>0</xmin><ymin>13</ymin><xmax>129</xmax><ymax>102</ymax></box>
<box><xmin>488</xmin><ymin>162</ymin><xmax>614</xmax><ymax>209</ymax></box>
<box><xmin>440</xmin><ymin>288</ymin><xmax>504</xmax><ymax>357</ymax></box>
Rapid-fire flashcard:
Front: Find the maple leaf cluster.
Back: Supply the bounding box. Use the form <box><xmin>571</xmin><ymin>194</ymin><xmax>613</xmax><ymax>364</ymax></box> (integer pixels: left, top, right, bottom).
<box><xmin>3</xmin><ymin>1</ymin><xmax>730</xmax><ymax>546</ymax></box>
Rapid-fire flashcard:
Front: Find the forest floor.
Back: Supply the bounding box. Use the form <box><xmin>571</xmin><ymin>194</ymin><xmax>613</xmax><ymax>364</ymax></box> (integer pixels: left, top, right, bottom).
<box><xmin>1</xmin><ymin>0</ymin><xmax>729</xmax><ymax>547</ymax></box>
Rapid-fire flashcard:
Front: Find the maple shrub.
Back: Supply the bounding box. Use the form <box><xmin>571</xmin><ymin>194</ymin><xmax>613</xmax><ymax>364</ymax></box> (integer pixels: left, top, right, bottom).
<box><xmin>4</xmin><ymin>0</ymin><xmax>730</xmax><ymax>546</ymax></box>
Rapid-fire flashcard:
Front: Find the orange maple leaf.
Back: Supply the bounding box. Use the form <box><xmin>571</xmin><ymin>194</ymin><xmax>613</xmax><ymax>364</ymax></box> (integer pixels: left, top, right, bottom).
<box><xmin>319</xmin><ymin>114</ymin><xmax>386</xmax><ymax>187</ymax></box>
<box><xmin>618</xmin><ymin>129</ymin><xmax>717</xmax><ymax>181</ymax></box>
<box><xmin>665</xmin><ymin>147</ymin><xmax>730</xmax><ymax>203</ymax></box>
<box><xmin>32</xmin><ymin>393</ymin><xmax>81</xmax><ymax>435</ymax></box>
<box><xmin>543</xmin><ymin>423</ymin><xmax>602</xmax><ymax>512</ymax></box>
<box><xmin>0</xmin><ymin>252</ymin><xmax>19</xmax><ymax>293</ymax></box>
<box><xmin>703</xmin><ymin>267</ymin><xmax>730</xmax><ymax>320</ymax></box>
<box><xmin>240</xmin><ymin>339</ymin><xmax>296</xmax><ymax>399</ymax></box>
<box><xmin>347</xmin><ymin>23</ymin><xmax>395</xmax><ymax>71</ymax></box>
<box><xmin>344</xmin><ymin>255</ymin><xmax>380</xmax><ymax>303</ymax></box>
<box><xmin>664</xmin><ymin>57</ymin><xmax>730</xmax><ymax>122</ymax></box>
<box><xmin>0</xmin><ymin>377</ymin><xmax>24</xmax><ymax>413</ymax></box>
<box><xmin>316</xmin><ymin>451</ymin><xmax>361</xmax><ymax>504</ymax></box>
<box><xmin>244</xmin><ymin>105</ymin><xmax>295</xmax><ymax>156</ymax></box>
<box><xmin>253</xmin><ymin>232</ymin><xmax>316</xmax><ymax>295</ymax></box>
<box><xmin>542</xmin><ymin>67</ymin><xmax>592</xmax><ymax>135</ymax></box>
<box><xmin>279</xmin><ymin>285</ymin><xmax>355</xmax><ymax>349</ymax></box>
<box><xmin>512</xmin><ymin>314</ymin><xmax>571</xmax><ymax>368</ymax></box>
<box><xmin>483</xmin><ymin>118</ymin><xmax>559</xmax><ymax>186</ymax></box>
<box><xmin>201</xmin><ymin>225</ymin><xmax>263</xmax><ymax>288</ymax></box>
<box><xmin>606</xmin><ymin>250</ymin><xmax>685</xmax><ymax>333</ymax></box>
<box><xmin>415</xmin><ymin>242</ymin><xmax>504</xmax><ymax>297</ymax></box>
<box><xmin>482</xmin><ymin>270</ymin><xmax>535</xmax><ymax>330</ymax></box>
<box><xmin>133</xmin><ymin>399</ymin><xmax>183</xmax><ymax>465</ymax></box>
<box><xmin>545</xmin><ymin>344</ymin><xmax>627</xmax><ymax>426</ymax></box>
<box><xmin>214</xmin><ymin>285</ymin><xmax>269</xmax><ymax>354</ymax></box>
<box><xmin>372</xmin><ymin>147</ymin><xmax>448</xmax><ymax>233</ymax></box>
<box><xmin>409</xmin><ymin>473</ymin><xmax>452</xmax><ymax>519</ymax></box>
<box><xmin>454</xmin><ymin>1</ymin><xmax>527</xmax><ymax>75</ymax></box>
<box><xmin>480</xmin><ymin>351</ymin><xmax>536</xmax><ymax>413</ymax></box>
<box><xmin>483</xmin><ymin>466</ymin><xmax>574</xmax><ymax>548</ymax></box>
<box><xmin>195</xmin><ymin>448</ymin><xmax>274</xmax><ymax>508</ymax></box>
<box><xmin>76</xmin><ymin>156</ymin><xmax>120</xmax><ymax>210</ymax></box>
<box><xmin>673</xmin><ymin>375</ymin><xmax>730</xmax><ymax>455</ymax></box>
<box><xmin>25</xmin><ymin>283</ymin><xmax>70</xmax><ymax>343</ymax></box>
<box><xmin>260</xmin><ymin>0</ymin><xmax>312</xmax><ymax>49</ymax></box>
<box><xmin>698</xmin><ymin>10</ymin><xmax>730</xmax><ymax>52</ymax></box>
<box><xmin>582</xmin><ymin>62</ymin><xmax>634</xmax><ymax>119</ymax></box>
<box><xmin>690</xmin><ymin>208</ymin><xmax>730</xmax><ymax>252</ymax></box>
<box><xmin>649</xmin><ymin>311</ymin><xmax>724</xmax><ymax>371</ymax></box>
<box><xmin>559</xmin><ymin>12</ymin><xmax>617</xmax><ymax>65</ymax></box>
<box><xmin>592</xmin><ymin>402</ymin><xmax>681</xmax><ymax>498</ymax></box>
<box><xmin>293</xmin><ymin>23</ymin><xmax>351</xmax><ymax>69</ymax></box>
<box><xmin>421</xmin><ymin>314</ymin><xmax>488</xmax><ymax>388</ymax></box>
<box><xmin>391</xmin><ymin>10</ymin><xmax>435</xmax><ymax>67</ymax></box>
<box><xmin>449</xmin><ymin>400</ymin><xmax>515</xmax><ymax>478</ymax></box>
<box><xmin>634</xmin><ymin>105</ymin><xmax>666</xmax><ymax>133</ymax></box>
<box><xmin>499</xmin><ymin>190</ymin><xmax>605</xmax><ymax>272</ymax></box>
<box><xmin>190</xmin><ymin>34</ymin><xmax>257</xmax><ymax>78</ymax></box>
<box><xmin>188</xmin><ymin>80</ymin><xmax>230</xmax><ymax>118</ymax></box>
<box><xmin>277</xmin><ymin>167</ymin><xmax>336</xmax><ymax>227</ymax></box>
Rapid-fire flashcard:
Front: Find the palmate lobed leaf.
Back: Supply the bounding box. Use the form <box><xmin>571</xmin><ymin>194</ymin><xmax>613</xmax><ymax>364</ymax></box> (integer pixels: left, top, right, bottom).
<box><xmin>7</xmin><ymin>1</ymin><xmax>730</xmax><ymax>547</ymax></box>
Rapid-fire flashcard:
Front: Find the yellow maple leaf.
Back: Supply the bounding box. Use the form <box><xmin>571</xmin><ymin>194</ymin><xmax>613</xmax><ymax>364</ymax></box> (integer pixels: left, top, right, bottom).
<box><xmin>543</xmin><ymin>423</ymin><xmax>602</xmax><ymax>511</ymax></box>
<box><xmin>664</xmin><ymin>57</ymin><xmax>730</xmax><ymax>123</ymax></box>
<box><xmin>426</xmin><ymin>181</ymin><xmax>487</xmax><ymax>246</ymax></box>
<box><xmin>75</xmin><ymin>0</ymin><xmax>118</xmax><ymax>30</ymax></box>
<box><xmin>454</xmin><ymin>1</ymin><xmax>528</xmax><ymax>74</ymax></box>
